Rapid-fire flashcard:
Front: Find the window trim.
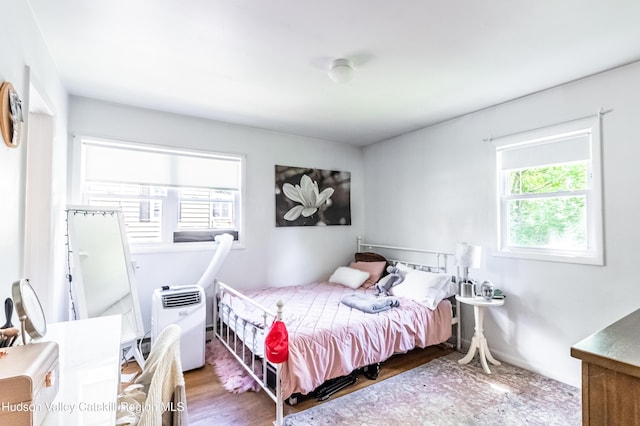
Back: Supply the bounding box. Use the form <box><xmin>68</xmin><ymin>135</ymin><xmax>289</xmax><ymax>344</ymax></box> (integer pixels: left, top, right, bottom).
<box><xmin>494</xmin><ymin>116</ymin><xmax>604</xmax><ymax>265</ymax></box>
<box><xmin>70</xmin><ymin>134</ymin><xmax>246</xmax><ymax>253</ymax></box>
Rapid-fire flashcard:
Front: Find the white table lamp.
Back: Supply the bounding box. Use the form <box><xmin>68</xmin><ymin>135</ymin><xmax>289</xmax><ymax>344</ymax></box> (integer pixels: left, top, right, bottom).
<box><xmin>455</xmin><ymin>242</ymin><xmax>482</xmax><ymax>281</ymax></box>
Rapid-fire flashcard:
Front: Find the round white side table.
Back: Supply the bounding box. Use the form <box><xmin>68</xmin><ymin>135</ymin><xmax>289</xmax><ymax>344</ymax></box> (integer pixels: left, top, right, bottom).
<box><xmin>455</xmin><ymin>294</ymin><xmax>504</xmax><ymax>374</ymax></box>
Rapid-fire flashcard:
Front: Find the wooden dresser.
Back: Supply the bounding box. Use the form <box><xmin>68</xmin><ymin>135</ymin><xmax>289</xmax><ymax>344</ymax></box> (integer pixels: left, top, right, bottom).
<box><xmin>571</xmin><ymin>308</ymin><xmax>640</xmax><ymax>425</ymax></box>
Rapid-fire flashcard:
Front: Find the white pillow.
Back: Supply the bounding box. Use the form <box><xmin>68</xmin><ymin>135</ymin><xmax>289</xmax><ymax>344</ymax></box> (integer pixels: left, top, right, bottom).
<box><xmin>329</xmin><ymin>266</ymin><xmax>370</xmax><ymax>289</ymax></box>
<box><xmin>391</xmin><ymin>270</ymin><xmax>452</xmax><ymax>310</ymax></box>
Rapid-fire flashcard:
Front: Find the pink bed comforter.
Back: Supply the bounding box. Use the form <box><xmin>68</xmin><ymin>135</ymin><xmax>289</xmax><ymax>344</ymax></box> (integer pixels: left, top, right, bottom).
<box><xmin>233</xmin><ymin>281</ymin><xmax>452</xmax><ymax>399</ymax></box>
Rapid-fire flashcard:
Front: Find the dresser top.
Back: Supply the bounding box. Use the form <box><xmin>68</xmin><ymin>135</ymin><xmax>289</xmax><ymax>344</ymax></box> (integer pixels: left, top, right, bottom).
<box><xmin>571</xmin><ymin>308</ymin><xmax>640</xmax><ymax>376</ymax></box>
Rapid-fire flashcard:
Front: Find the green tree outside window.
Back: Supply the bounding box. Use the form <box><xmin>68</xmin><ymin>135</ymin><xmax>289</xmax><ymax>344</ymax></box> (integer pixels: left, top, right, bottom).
<box><xmin>506</xmin><ymin>163</ymin><xmax>588</xmax><ymax>249</ymax></box>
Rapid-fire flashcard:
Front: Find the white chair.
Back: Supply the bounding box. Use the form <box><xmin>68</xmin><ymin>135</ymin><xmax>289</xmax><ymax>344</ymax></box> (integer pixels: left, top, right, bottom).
<box><xmin>117</xmin><ymin>324</ymin><xmax>187</xmax><ymax>426</ymax></box>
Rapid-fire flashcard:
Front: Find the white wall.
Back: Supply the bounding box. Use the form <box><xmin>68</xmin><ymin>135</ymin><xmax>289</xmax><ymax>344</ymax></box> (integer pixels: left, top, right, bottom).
<box><xmin>0</xmin><ymin>2</ymin><xmax>69</xmax><ymax>323</ymax></box>
<box><xmin>67</xmin><ymin>97</ymin><xmax>364</xmax><ymax>331</ymax></box>
<box><xmin>363</xmin><ymin>61</ymin><xmax>640</xmax><ymax>387</ymax></box>
<box><xmin>8</xmin><ymin>0</ymin><xmax>636</xmax><ymax>388</ymax></box>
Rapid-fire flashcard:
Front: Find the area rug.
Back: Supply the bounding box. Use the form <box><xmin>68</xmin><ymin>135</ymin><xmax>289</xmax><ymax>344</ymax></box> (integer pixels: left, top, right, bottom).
<box><xmin>205</xmin><ymin>338</ymin><xmax>261</xmax><ymax>394</ymax></box>
<box><xmin>283</xmin><ymin>351</ymin><xmax>581</xmax><ymax>426</ymax></box>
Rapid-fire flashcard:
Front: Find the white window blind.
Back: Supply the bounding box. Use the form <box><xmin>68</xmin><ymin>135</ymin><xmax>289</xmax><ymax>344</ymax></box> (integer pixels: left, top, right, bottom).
<box><xmin>77</xmin><ymin>137</ymin><xmax>244</xmax><ymax>246</ymax></box>
<box><xmin>83</xmin><ymin>140</ymin><xmax>241</xmax><ymax>189</ymax></box>
<box><xmin>498</xmin><ymin>131</ymin><xmax>591</xmax><ymax>171</ymax></box>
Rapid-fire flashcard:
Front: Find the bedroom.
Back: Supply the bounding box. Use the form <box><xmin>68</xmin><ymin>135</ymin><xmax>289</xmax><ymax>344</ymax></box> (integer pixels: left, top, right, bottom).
<box><xmin>1</xmin><ymin>0</ymin><xmax>640</xmax><ymax>424</ymax></box>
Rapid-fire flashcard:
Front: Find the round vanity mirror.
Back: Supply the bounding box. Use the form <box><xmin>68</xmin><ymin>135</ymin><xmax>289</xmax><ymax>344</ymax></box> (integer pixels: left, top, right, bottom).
<box><xmin>11</xmin><ymin>279</ymin><xmax>47</xmax><ymax>344</ymax></box>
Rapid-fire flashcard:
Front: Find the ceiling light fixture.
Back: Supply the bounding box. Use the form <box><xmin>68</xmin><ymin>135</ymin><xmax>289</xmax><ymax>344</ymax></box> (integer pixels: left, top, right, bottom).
<box><xmin>328</xmin><ymin>58</ymin><xmax>354</xmax><ymax>83</ymax></box>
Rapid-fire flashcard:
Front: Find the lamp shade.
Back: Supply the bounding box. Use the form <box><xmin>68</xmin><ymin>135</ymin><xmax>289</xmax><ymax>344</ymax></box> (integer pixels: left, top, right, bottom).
<box><xmin>455</xmin><ymin>243</ymin><xmax>482</xmax><ymax>268</ymax></box>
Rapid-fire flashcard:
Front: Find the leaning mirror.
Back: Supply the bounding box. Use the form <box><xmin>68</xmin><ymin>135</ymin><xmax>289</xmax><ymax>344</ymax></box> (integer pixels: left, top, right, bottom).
<box><xmin>12</xmin><ymin>278</ymin><xmax>47</xmax><ymax>344</ymax></box>
<box><xmin>66</xmin><ymin>206</ymin><xmax>145</xmax><ymax>366</ymax></box>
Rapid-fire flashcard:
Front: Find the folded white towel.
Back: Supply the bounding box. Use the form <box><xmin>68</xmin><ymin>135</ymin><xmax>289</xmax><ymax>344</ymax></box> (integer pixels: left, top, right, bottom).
<box><xmin>341</xmin><ymin>293</ymin><xmax>400</xmax><ymax>313</ymax></box>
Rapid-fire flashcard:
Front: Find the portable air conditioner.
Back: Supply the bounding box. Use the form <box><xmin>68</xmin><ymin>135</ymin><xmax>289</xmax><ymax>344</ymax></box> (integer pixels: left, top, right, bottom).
<box><xmin>151</xmin><ymin>285</ymin><xmax>206</xmax><ymax>371</ymax></box>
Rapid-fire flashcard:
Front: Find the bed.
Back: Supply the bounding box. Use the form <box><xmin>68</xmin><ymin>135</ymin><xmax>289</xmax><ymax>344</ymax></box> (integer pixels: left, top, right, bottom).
<box><xmin>213</xmin><ymin>238</ymin><xmax>461</xmax><ymax>425</ymax></box>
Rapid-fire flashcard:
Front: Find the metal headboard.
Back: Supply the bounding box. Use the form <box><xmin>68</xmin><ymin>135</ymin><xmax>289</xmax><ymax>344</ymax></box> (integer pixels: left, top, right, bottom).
<box><xmin>356</xmin><ymin>236</ymin><xmax>461</xmax><ymax>351</ymax></box>
<box><xmin>356</xmin><ymin>236</ymin><xmax>454</xmax><ymax>274</ymax></box>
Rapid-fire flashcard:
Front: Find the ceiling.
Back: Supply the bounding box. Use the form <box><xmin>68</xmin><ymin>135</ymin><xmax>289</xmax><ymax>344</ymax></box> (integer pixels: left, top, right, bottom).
<box><xmin>27</xmin><ymin>0</ymin><xmax>640</xmax><ymax>146</ymax></box>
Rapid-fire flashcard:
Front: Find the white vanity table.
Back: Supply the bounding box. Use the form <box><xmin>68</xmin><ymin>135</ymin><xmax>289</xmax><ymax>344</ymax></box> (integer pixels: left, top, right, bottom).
<box><xmin>41</xmin><ymin>315</ymin><xmax>122</xmax><ymax>426</ymax></box>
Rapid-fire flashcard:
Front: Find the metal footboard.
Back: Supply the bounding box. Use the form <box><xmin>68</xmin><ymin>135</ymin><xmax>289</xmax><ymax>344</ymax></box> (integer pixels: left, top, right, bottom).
<box><xmin>213</xmin><ymin>280</ymin><xmax>284</xmax><ymax>425</ymax></box>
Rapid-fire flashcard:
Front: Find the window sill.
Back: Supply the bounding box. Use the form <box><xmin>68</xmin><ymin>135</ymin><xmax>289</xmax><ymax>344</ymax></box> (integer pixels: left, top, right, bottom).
<box><xmin>129</xmin><ymin>240</ymin><xmax>244</xmax><ymax>255</ymax></box>
<box><xmin>494</xmin><ymin>248</ymin><xmax>604</xmax><ymax>266</ymax></box>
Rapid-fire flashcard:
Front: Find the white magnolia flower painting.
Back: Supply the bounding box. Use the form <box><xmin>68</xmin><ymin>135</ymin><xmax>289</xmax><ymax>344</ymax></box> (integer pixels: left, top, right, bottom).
<box><xmin>275</xmin><ymin>165</ymin><xmax>351</xmax><ymax>227</ymax></box>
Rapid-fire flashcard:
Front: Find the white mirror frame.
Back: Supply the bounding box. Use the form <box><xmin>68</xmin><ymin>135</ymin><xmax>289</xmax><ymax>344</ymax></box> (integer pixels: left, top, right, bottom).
<box><xmin>66</xmin><ymin>206</ymin><xmax>145</xmax><ymax>366</ymax></box>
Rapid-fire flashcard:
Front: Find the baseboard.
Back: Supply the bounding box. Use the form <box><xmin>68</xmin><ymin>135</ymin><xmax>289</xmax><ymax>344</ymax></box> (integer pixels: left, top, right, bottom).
<box><xmin>456</xmin><ymin>337</ymin><xmax>580</xmax><ymax>388</ymax></box>
<box><xmin>490</xmin><ymin>348</ymin><xmax>581</xmax><ymax>388</ymax></box>
<box><xmin>205</xmin><ymin>324</ymin><xmax>214</xmax><ymax>342</ymax></box>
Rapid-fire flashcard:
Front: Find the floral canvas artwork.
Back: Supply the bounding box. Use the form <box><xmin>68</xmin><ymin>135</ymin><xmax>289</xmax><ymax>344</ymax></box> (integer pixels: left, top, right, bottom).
<box><xmin>275</xmin><ymin>165</ymin><xmax>351</xmax><ymax>227</ymax></box>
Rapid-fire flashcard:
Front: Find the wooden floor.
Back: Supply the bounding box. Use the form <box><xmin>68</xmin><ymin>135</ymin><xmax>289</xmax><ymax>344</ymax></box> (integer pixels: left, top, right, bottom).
<box><xmin>179</xmin><ymin>344</ymin><xmax>452</xmax><ymax>426</ymax></box>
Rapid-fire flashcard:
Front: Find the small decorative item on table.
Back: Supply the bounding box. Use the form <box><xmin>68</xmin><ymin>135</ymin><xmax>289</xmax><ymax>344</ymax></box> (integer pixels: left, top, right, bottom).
<box><xmin>459</xmin><ymin>279</ymin><xmax>475</xmax><ymax>298</ymax></box>
<box><xmin>492</xmin><ymin>288</ymin><xmax>505</xmax><ymax>300</ymax></box>
<box><xmin>479</xmin><ymin>281</ymin><xmax>495</xmax><ymax>300</ymax></box>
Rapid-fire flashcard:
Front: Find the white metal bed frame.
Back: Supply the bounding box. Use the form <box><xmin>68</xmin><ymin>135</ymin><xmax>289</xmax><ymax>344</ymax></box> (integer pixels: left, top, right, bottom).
<box><xmin>356</xmin><ymin>237</ymin><xmax>461</xmax><ymax>351</ymax></box>
<box><xmin>213</xmin><ymin>238</ymin><xmax>460</xmax><ymax>425</ymax></box>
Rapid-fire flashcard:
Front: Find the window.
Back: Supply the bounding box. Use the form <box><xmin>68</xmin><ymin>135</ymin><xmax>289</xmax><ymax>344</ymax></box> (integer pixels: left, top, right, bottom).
<box><xmin>495</xmin><ymin>116</ymin><xmax>603</xmax><ymax>265</ymax></box>
<box><xmin>77</xmin><ymin>138</ymin><xmax>243</xmax><ymax>247</ymax></box>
